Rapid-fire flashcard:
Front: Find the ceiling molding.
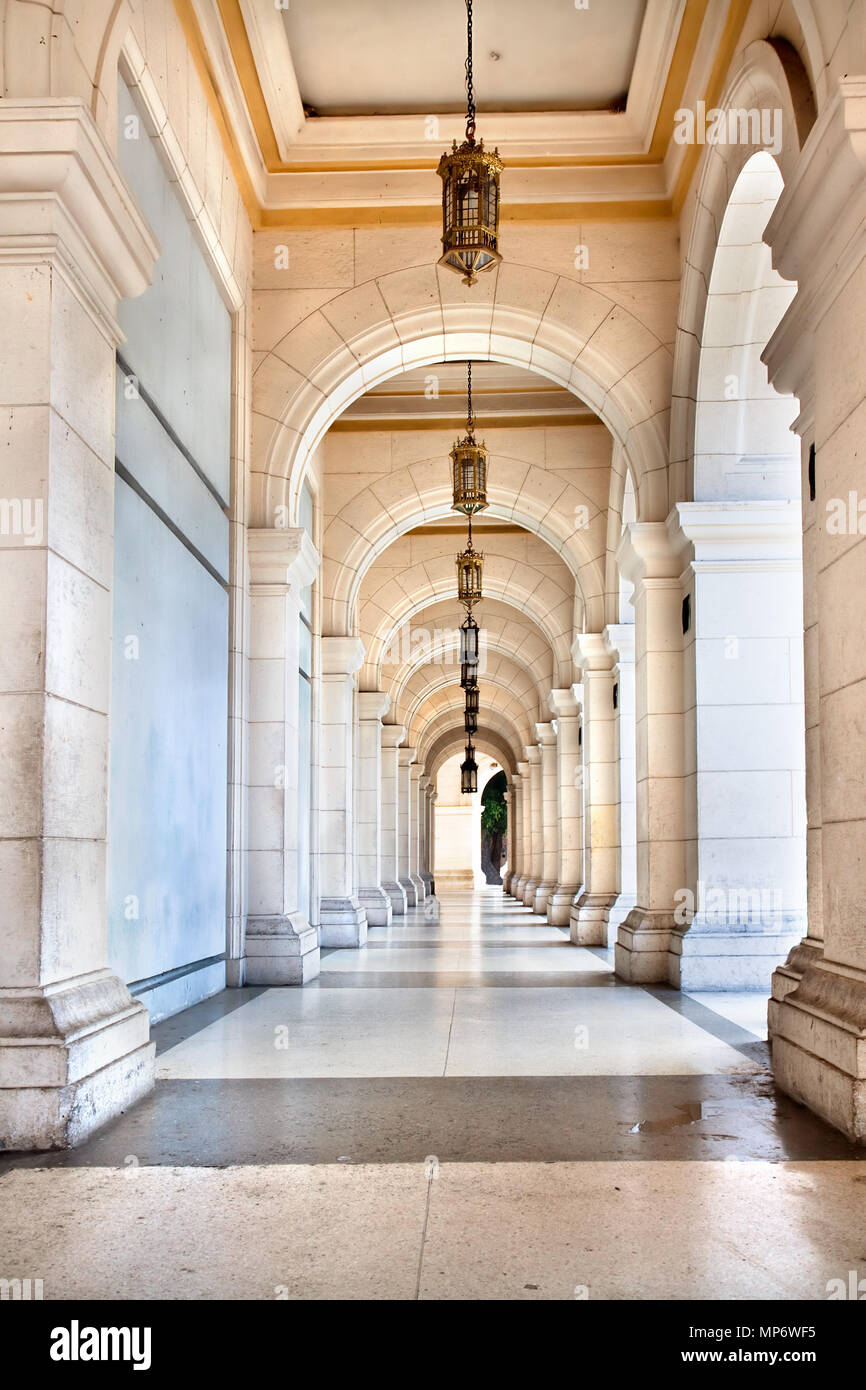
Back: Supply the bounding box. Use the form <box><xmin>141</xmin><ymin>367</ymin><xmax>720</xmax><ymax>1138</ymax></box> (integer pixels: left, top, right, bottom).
<box><xmin>237</xmin><ymin>0</ymin><xmax>305</xmax><ymax>157</ymax></box>
<box><xmin>175</xmin><ymin>0</ymin><xmax>750</xmax><ymax>227</ymax></box>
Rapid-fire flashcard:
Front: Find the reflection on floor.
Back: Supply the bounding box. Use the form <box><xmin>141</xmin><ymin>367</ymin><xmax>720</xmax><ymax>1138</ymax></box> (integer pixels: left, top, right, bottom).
<box><xmin>3</xmin><ymin>889</ymin><xmax>866</xmax><ymax>1300</ymax></box>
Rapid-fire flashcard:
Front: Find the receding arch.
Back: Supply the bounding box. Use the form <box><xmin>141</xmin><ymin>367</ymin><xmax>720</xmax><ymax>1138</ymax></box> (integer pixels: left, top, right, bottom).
<box><xmin>372</xmin><ymin>597</ymin><xmax>557</xmax><ymax>706</ymax></box>
<box><xmin>670</xmin><ymin>39</ymin><xmax>810</xmax><ymax>503</ymax></box>
<box><xmin>694</xmin><ymin>151</ymin><xmax>799</xmax><ymax>503</ymax></box>
<box><xmin>251</xmin><ymin>265</ymin><xmax>673</xmax><ymax>529</ymax></box>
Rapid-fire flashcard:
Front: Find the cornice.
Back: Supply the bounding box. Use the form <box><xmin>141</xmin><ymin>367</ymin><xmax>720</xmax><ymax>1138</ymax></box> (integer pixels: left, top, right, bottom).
<box><xmin>764</xmin><ymin>79</ymin><xmax>866</xmax><ymax>398</ymax></box>
<box><xmin>0</xmin><ymin>99</ymin><xmax>158</xmax><ymax>341</ymax></box>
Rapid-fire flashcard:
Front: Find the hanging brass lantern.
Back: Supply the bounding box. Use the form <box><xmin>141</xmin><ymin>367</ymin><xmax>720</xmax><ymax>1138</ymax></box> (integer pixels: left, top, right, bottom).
<box><xmin>460</xmin><ymin>612</ymin><xmax>480</xmax><ymax>661</ymax></box>
<box><xmin>464</xmin><ymin>685</ymin><xmax>479</xmax><ymax>735</ymax></box>
<box><xmin>437</xmin><ymin>0</ymin><xmax>503</xmax><ymax>287</ymax></box>
<box><xmin>460</xmin><ymin>615</ymin><xmax>479</xmax><ymax>689</ymax></box>
<box><xmin>451</xmin><ymin>362</ymin><xmax>489</xmax><ymax>515</ymax></box>
<box><xmin>461</xmin><ymin>741</ymin><xmax>478</xmax><ymax>794</ymax></box>
<box><xmin>461</xmin><ymin>657</ymin><xmax>478</xmax><ymax>691</ymax></box>
<box><xmin>456</xmin><ymin>538</ymin><xmax>483</xmax><ymax>609</ymax></box>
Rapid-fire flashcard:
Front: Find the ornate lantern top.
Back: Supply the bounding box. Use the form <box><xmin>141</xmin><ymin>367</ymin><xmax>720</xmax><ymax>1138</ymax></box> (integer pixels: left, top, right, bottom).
<box><xmin>437</xmin><ymin>0</ymin><xmax>503</xmax><ymax>286</ymax></box>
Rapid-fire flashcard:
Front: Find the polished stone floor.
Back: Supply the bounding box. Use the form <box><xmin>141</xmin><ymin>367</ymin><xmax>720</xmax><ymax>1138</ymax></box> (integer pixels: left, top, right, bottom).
<box><xmin>3</xmin><ymin>889</ymin><xmax>866</xmax><ymax>1300</ymax></box>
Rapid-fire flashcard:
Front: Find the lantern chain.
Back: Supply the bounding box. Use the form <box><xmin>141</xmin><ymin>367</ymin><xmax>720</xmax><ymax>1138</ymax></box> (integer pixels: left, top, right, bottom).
<box><xmin>465</xmin><ymin>0</ymin><xmax>476</xmax><ymax>141</ymax></box>
<box><xmin>467</xmin><ymin>359</ymin><xmax>473</xmax><ymax>434</ymax></box>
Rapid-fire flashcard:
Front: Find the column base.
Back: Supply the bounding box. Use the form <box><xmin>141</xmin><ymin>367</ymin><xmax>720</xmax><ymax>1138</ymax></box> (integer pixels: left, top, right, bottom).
<box><xmin>511</xmin><ymin>875</ymin><xmax>527</xmax><ymax>900</ymax></box>
<box><xmin>382</xmin><ymin>881</ymin><xmax>408</xmax><ymax>916</ymax></box>
<box><xmin>0</xmin><ymin>971</ymin><xmax>155</xmax><ymax>1151</ymax></box>
<box><xmin>502</xmin><ymin>870</ymin><xmax>514</xmax><ymax>895</ymax></box>
<box><xmin>245</xmin><ymin>913</ymin><xmax>320</xmax><ymax>985</ymax></box>
<box><xmin>615</xmin><ymin>908</ymin><xmax>682</xmax><ymax>982</ymax></box>
<box><xmin>608</xmin><ymin>893</ymin><xmax>636</xmax><ymax>932</ymax></box>
<box><xmin>521</xmin><ymin>877</ymin><xmax>539</xmax><ymax>907</ymax></box>
<box><xmin>670</xmin><ymin>918</ymin><xmax>805</xmax><ymax>991</ymax></box>
<box><xmin>770</xmin><ymin>958</ymin><xmax>866</xmax><ymax>1142</ymax></box>
<box><xmin>319</xmin><ymin>897</ymin><xmax>368</xmax><ymax>948</ymax></box>
<box><xmin>398</xmin><ymin>877</ymin><xmax>418</xmax><ymax>907</ymax></box>
<box><xmin>409</xmin><ymin>874</ymin><xmax>426</xmax><ymax>902</ymax></box>
<box><xmin>547</xmin><ymin>885</ymin><xmax>581</xmax><ymax>928</ymax></box>
<box><xmin>358</xmin><ymin>887</ymin><xmax>393</xmax><ymax>927</ymax></box>
<box><xmin>770</xmin><ymin>937</ymin><xmax>824</xmax><ymax>1023</ymax></box>
<box><xmin>420</xmin><ymin>872</ymin><xmax>434</xmax><ymax>895</ymax></box>
<box><xmin>533</xmin><ymin>879</ymin><xmax>556</xmax><ymax>915</ymax></box>
<box><xmin>570</xmin><ymin>893</ymin><xmax>617</xmax><ymax>946</ymax></box>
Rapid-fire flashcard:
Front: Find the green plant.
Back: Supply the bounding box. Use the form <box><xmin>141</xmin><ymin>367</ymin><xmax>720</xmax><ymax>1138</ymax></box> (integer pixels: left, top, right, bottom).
<box><xmin>481</xmin><ymin>796</ymin><xmax>507</xmax><ymax>835</ymax></box>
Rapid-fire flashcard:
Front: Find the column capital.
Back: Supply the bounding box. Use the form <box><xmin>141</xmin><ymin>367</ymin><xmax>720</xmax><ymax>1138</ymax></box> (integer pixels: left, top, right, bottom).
<box><xmin>358</xmin><ymin>690</ymin><xmax>391</xmax><ymax>723</ymax></box>
<box><xmin>248</xmin><ymin>527</ymin><xmax>320</xmax><ymax>590</ymax></box>
<box><xmin>419</xmin><ymin>775</ymin><xmax>431</xmax><ymax>791</ymax></box>
<box><xmin>525</xmin><ymin>745</ymin><xmax>541</xmax><ymax>764</ymax></box>
<box><xmin>517</xmin><ymin>760</ymin><xmax>530</xmax><ymax>777</ymax></box>
<box><xmin>399</xmin><ymin>746</ymin><xmax>418</xmax><ymax>767</ymax></box>
<box><xmin>381</xmin><ymin>724</ymin><xmax>406</xmax><ymax>748</ymax></box>
<box><xmin>535</xmin><ymin>721</ymin><xmax>557</xmax><ymax>746</ymax></box>
<box><xmin>616</xmin><ymin>522</ymin><xmax>681</xmax><ymax>588</ymax></box>
<box><xmin>510</xmin><ymin>772</ymin><xmax>523</xmax><ymax>788</ymax></box>
<box><xmin>321</xmin><ymin>635</ymin><xmax>365</xmax><ymax>676</ymax></box>
<box><xmin>603</xmin><ymin>624</ymin><xmax>635</xmax><ymax>665</ymax></box>
<box><xmin>669</xmin><ymin>502</ymin><xmax>802</xmax><ymax>569</ymax></box>
<box><xmin>0</xmin><ymin>100</ymin><xmax>159</xmax><ymax>341</ymax></box>
<box><xmin>572</xmin><ymin>632</ymin><xmax>615</xmax><ymax>674</ymax></box>
<box><xmin>548</xmin><ymin>687</ymin><xmax>579</xmax><ymax>719</ymax></box>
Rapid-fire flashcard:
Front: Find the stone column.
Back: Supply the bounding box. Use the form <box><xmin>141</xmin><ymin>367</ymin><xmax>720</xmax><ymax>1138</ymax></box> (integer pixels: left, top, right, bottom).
<box><xmin>380</xmin><ymin>725</ymin><xmax>407</xmax><ymax>916</ymax></box>
<box><xmin>409</xmin><ymin>765</ymin><xmax>426</xmax><ymax>901</ymax></box>
<box><xmin>672</xmin><ymin>504</ymin><xmax>806</xmax><ymax>990</ymax></box>
<box><xmin>547</xmin><ymin>689</ymin><xmax>583</xmax><ymax>926</ymax></box>
<box><xmin>398</xmin><ymin>747</ymin><xmax>419</xmax><ymax>906</ymax></box>
<box><xmin>419</xmin><ymin>776</ymin><xmax>434</xmax><ymax>894</ymax></box>
<box><xmin>247</xmin><ymin>529</ymin><xmax>321</xmax><ymax>983</ymax></box>
<box><xmin>762</xmin><ymin>81</ymin><xmax>866</xmax><ymax>1138</ymax></box>
<box><xmin>514</xmin><ymin>759</ymin><xmax>531</xmax><ymax>900</ymax></box>
<box><xmin>522</xmin><ymin>746</ymin><xmax>543</xmax><ymax>906</ymax></box>
<box><xmin>428</xmin><ymin>787</ymin><xmax>438</xmax><ymax>891</ymax></box>
<box><xmin>614</xmin><ymin>524</ymin><xmax>686</xmax><ymax>981</ymax></box>
<box><xmin>356</xmin><ymin>691</ymin><xmax>393</xmax><ymax>928</ymax></box>
<box><xmin>0</xmin><ymin>102</ymin><xmax>159</xmax><ymax>1148</ymax></box>
<box><xmin>571</xmin><ymin>635</ymin><xmax>619</xmax><ymax>944</ymax></box>
<box><xmin>503</xmin><ymin>775</ymin><xmax>520</xmax><ymax>894</ymax></box>
<box><xmin>605</xmin><ymin>626</ymin><xmax>637</xmax><ymax>936</ymax></box>
<box><xmin>319</xmin><ymin>637</ymin><xmax>367</xmax><ymax>947</ymax></box>
<box><xmin>533</xmin><ymin>723</ymin><xmax>559</xmax><ymax>915</ymax></box>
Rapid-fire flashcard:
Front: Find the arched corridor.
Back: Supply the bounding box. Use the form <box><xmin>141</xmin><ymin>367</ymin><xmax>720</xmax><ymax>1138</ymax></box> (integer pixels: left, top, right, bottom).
<box><xmin>4</xmin><ymin>0</ymin><xmax>866</xmax><ymax>1331</ymax></box>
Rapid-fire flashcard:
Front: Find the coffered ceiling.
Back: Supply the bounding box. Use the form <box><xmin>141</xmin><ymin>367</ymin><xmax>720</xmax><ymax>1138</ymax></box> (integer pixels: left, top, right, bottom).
<box><xmin>178</xmin><ymin>0</ymin><xmax>751</xmax><ymax>224</ymax></box>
